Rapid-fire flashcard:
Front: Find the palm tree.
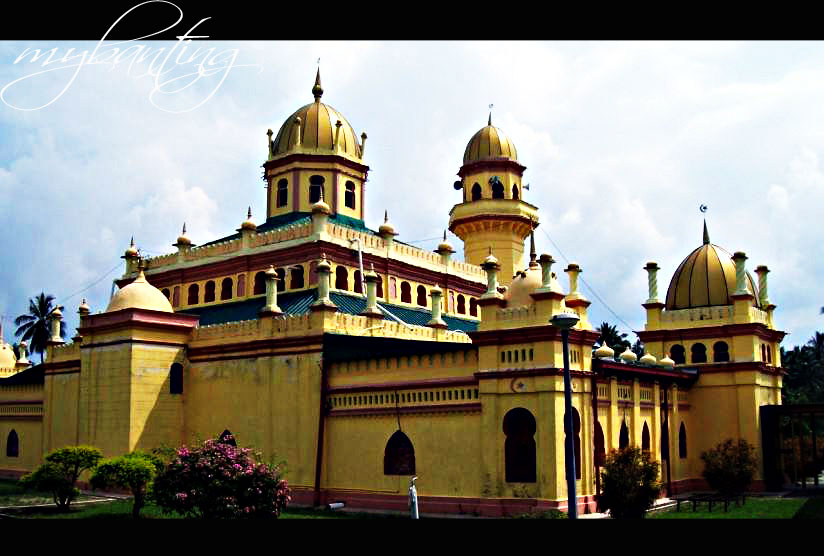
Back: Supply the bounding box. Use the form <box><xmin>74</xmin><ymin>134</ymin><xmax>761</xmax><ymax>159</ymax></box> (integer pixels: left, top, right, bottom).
<box><xmin>14</xmin><ymin>293</ymin><xmax>65</xmax><ymax>364</ymax></box>
<box><xmin>596</xmin><ymin>322</ymin><xmax>631</xmax><ymax>358</ymax></box>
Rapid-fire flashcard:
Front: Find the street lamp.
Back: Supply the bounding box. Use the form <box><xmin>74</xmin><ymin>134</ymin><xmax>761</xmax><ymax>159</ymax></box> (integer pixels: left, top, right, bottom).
<box><xmin>551</xmin><ymin>311</ymin><xmax>580</xmax><ymax>519</ymax></box>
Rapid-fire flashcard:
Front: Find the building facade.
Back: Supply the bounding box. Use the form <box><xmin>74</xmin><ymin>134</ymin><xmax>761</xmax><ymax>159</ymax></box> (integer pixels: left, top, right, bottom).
<box><xmin>0</xmin><ymin>72</ymin><xmax>786</xmax><ymax>515</ymax></box>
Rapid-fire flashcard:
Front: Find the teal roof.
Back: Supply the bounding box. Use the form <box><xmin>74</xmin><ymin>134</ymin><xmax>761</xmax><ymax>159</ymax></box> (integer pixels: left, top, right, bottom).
<box><xmin>179</xmin><ymin>289</ymin><xmax>478</xmax><ymax>332</ymax></box>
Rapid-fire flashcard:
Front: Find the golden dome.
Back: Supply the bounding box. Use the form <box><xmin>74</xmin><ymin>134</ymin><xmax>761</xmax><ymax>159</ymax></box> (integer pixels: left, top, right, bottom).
<box><xmin>504</xmin><ymin>266</ymin><xmax>542</xmax><ymax>307</ymax></box>
<box><xmin>378</xmin><ymin>211</ymin><xmax>396</xmax><ymax>236</ymax></box>
<box><xmin>270</xmin><ymin>70</ymin><xmax>362</xmax><ymax>162</ymax></box>
<box><xmin>619</xmin><ymin>348</ymin><xmax>638</xmax><ymax>363</ymax></box>
<box><xmin>124</xmin><ymin>236</ymin><xmax>139</xmax><ymax>258</ymax></box>
<box><xmin>0</xmin><ymin>342</ymin><xmax>17</xmax><ymax>369</ymax></box>
<box><xmin>463</xmin><ymin>114</ymin><xmax>518</xmax><ymax>165</ymax></box>
<box><xmin>665</xmin><ymin>222</ymin><xmax>759</xmax><ymax>310</ymax></box>
<box><xmin>639</xmin><ymin>353</ymin><xmax>657</xmax><ymax>365</ymax></box>
<box><xmin>175</xmin><ymin>223</ymin><xmax>192</xmax><ymax>247</ymax></box>
<box><xmin>594</xmin><ymin>342</ymin><xmax>615</xmax><ymax>359</ymax></box>
<box><xmin>659</xmin><ymin>355</ymin><xmax>675</xmax><ymax>369</ymax></box>
<box><xmin>436</xmin><ymin>231</ymin><xmax>454</xmax><ymax>254</ymax></box>
<box><xmin>240</xmin><ymin>207</ymin><xmax>257</xmax><ymax>231</ymax></box>
<box><xmin>106</xmin><ymin>270</ymin><xmax>174</xmax><ymax>313</ymax></box>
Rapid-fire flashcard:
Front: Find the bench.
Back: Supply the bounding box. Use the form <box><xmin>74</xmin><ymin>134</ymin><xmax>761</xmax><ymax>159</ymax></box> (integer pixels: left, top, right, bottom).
<box><xmin>674</xmin><ymin>492</ymin><xmax>747</xmax><ymax>513</ymax></box>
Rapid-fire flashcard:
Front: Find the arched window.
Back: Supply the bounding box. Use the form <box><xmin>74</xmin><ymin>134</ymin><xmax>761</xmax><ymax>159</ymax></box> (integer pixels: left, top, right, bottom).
<box><xmin>661</xmin><ymin>423</ymin><xmax>670</xmax><ymax>461</ymax></box>
<box><xmin>471</xmin><ymin>183</ymin><xmax>482</xmax><ymax>201</ymax></box>
<box><xmin>344</xmin><ymin>180</ymin><xmax>356</xmax><ymax>210</ymax></box>
<box><xmin>309</xmin><ymin>261</ymin><xmax>318</xmax><ymax>286</ymax></box>
<box><xmin>400</xmin><ymin>281</ymin><xmax>412</xmax><ymax>303</ymax></box>
<box><xmin>376</xmin><ymin>277</ymin><xmax>384</xmax><ymax>298</ymax></box>
<box><xmin>389</xmin><ymin>277</ymin><xmax>397</xmax><ymax>299</ymax></box>
<box><xmin>253</xmin><ymin>271</ymin><xmax>266</xmax><ymax>295</ymax></box>
<box><xmin>220</xmin><ymin>278</ymin><xmax>233</xmax><ymax>301</ymax></box>
<box><xmin>512</xmin><ymin>184</ymin><xmax>519</xmax><ymax>200</ymax></box>
<box><xmin>384</xmin><ymin>430</ymin><xmax>415</xmax><ymax>475</ymax></box>
<box><xmin>276</xmin><ymin>268</ymin><xmax>286</xmax><ymax>292</ymax></box>
<box><xmin>219</xmin><ymin>430</ymin><xmax>237</xmax><ymax>447</ymax></box>
<box><xmin>236</xmin><ymin>275</ymin><xmax>246</xmax><ymax>297</ymax></box>
<box><xmin>187</xmin><ymin>284</ymin><xmax>199</xmax><ymax>305</ymax></box>
<box><xmin>172</xmin><ymin>286</ymin><xmax>180</xmax><ymax>307</ymax></box>
<box><xmin>469</xmin><ymin>298</ymin><xmax>478</xmax><ymax>317</ymax></box>
<box><xmin>594</xmin><ymin>421</ymin><xmax>606</xmax><ymax>467</ymax></box>
<box><xmin>416</xmin><ymin>285</ymin><xmax>427</xmax><ymax>307</ymax></box>
<box><xmin>309</xmin><ymin>175</ymin><xmax>325</xmax><ymax>204</ymax></box>
<box><xmin>170</xmin><ymin>363</ymin><xmax>183</xmax><ymax>395</ymax></box>
<box><xmin>670</xmin><ymin>344</ymin><xmax>686</xmax><ymax>365</ymax></box>
<box><xmin>204</xmin><ymin>281</ymin><xmax>216</xmax><ymax>303</ymax></box>
<box><xmin>503</xmin><ymin>408</ymin><xmax>536</xmax><ymax>483</ymax></box>
<box><xmin>448</xmin><ymin>291</ymin><xmax>455</xmax><ymax>313</ymax></box>
<box><xmin>335</xmin><ymin>267</ymin><xmax>348</xmax><ymax>290</ymax></box>
<box><xmin>713</xmin><ymin>341</ymin><xmax>729</xmax><ymax>362</ymax></box>
<box><xmin>162</xmin><ymin>288</ymin><xmax>171</xmax><ymax>300</ymax></box>
<box><xmin>619</xmin><ymin>420</ymin><xmax>630</xmax><ymax>449</ymax></box>
<box><xmin>6</xmin><ymin>430</ymin><xmax>19</xmax><ymax>458</ymax></box>
<box><xmin>642</xmin><ymin>422</ymin><xmax>650</xmax><ymax>454</ymax></box>
<box><xmin>767</xmin><ymin>344</ymin><xmax>772</xmax><ymax>364</ymax></box>
<box><xmin>491</xmin><ymin>180</ymin><xmax>504</xmax><ymax>199</ymax></box>
<box><xmin>679</xmin><ymin>422</ymin><xmax>687</xmax><ymax>459</ymax></box>
<box><xmin>353</xmin><ymin>270</ymin><xmax>363</xmax><ymax>294</ymax></box>
<box><xmin>760</xmin><ymin>343</ymin><xmax>766</xmax><ymax>362</ymax></box>
<box><xmin>691</xmin><ymin>343</ymin><xmax>707</xmax><ymax>364</ymax></box>
<box><xmin>276</xmin><ymin>178</ymin><xmax>288</xmax><ymax>208</ymax></box>
<box><xmin>290</xmin><ymin>266</ymin><xmax>304</xmax><ymax>289</ymax></box>
<box><xmin>564</xmin><ymin>407</ymin><xmax>582</xmax><ymax>480</ymax></box>
<box><xmin>457</xmin><ymin>294</ymin><xmax>466</xmax><ymax>314</ymax></box>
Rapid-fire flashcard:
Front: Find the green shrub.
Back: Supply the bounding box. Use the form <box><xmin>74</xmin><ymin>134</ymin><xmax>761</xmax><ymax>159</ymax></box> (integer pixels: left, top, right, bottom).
<box><xmin>701</xmin><ymin>438</ymin><xmax>757</xmax><ymax>496</ymax></box>
<box><xmin>514</xmin><ymin>509</ymin><xmax>567</xmax><ymax>519</ymax></box>
<box><xmin>19</xmin><ymin>446</ymin><xmax>102</xmax><ymax>512</ymax></box>
<box><xmin>90</xmin><ymin>451</ymin><xmax>164</xmax><ymax>518</ymax></box>
<box><xmin>599</xmin><ymin>447</ymin><xmax>660</xmax><ymax>519</ymax></box>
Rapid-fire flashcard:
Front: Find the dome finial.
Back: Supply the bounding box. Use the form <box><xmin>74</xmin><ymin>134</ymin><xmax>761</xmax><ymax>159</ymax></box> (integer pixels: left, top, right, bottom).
<box><xmin>443</xmin><ymin>230</ymin><xmax>447</xmax><ymax>242</ymax></box>
<box><xmin>384</xmin><ymin>210</ymin><xmax>388</xmax><ymax>223</ymax></box>
<box><xmin>247</xmin><ymin>206</ymin><xmax>252</xmax><ymax>219</ymax></box>
<box><xmin>488</xmin><ymin>103</ymin><xmax>493</xmax><ymax>125</ymax></box>
<box><xmin>181</xmin><ymin>223</ymin><xmax>186</xmax><ymax>235</ymax></box>
<box><xmin>312</xmin><ymin>67</ymin><xmax>323</xmax><ymax>101</ymax></box>
<box><xmin>703</xmin><ymin>219</ymin><xmax>710</xmax><ymax>245</ymax></box>
<box><xmin>529</xmin><ymin>229</ymin><xmax>537</xmax><ymax>266</ymax></box>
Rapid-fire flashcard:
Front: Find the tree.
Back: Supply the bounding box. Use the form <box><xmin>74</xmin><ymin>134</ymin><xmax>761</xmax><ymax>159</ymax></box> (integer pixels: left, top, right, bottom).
<box><xmin>701</xmin><ymin>439</ymin><xmax>757</xmax><ymax>497</ymax></box>
<box><xmin>152</xmin><ymin>434</ymin><xmax>291</xmax><ymax>518</ymax></box>
<box><xmin>599</xmin><ymin>447</ymin><xmax>660</xmax><ymax>519</ymax></box>
<box><xmin>596</xmin><ymin>322</ymin><xmax>631</xmax><ymax>358</ymax></box>
<box><xmin>782</xmin><ymin>331</ymin><xmax>824</xmax><ymax>404</ymax></box>
<box><xmin>90</xmin><ymin>451</ymin><xmax>164</xmax><ymax>518</ymax></box>
<box><xmin>631</xmin><ymin>338</ymin><xmax>645</xmax><ymax>359</ymax></box>
<box><xmin>19</xmin><ymin>446</ymin><xmax>103</xmax><ymax>511</ymax></box>
<box><xmin>14</xmin><ymin>293</ymin><xmax>65</xmax><ymax>364</ymax></box>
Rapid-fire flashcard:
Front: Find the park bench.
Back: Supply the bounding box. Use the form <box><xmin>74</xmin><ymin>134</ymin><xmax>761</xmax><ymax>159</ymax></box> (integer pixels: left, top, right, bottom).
<box><xmin>673</xmin><ymin>492</ymin><xmax>747</xmax><ymax>513</ymax></box>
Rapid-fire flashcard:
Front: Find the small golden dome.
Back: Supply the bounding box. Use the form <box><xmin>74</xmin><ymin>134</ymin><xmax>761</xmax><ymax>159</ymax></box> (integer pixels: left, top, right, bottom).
<box><xmin>51</xmin><ymin>307</ymin><xmax>62</xmax><ymax>319</ymax></box>
<box><xmin>594</xmin><ymin>342</ymin><xmax>615</xmax><ymax>359</ymax></box>
<box><xmin>619</xmin><ymin>348</ymin><xmax>638</xmax><ymax>363</ymax></box>
<box><xmin>316</xmin><ymin>253</ymin><xmax>331</xmax><ymax>273</ymax></box>
<box><xmin>124</xmin><ymin>236</ymin><xmax>139</xmax><ymax>258</ymax></box>
<box><xmin>378</xmin><ymin>211</ymin><xmax>396</xmax><ymax>236</ymax></box>
<box><xmin>463</xmin><ymin>113</ymin><xmax>518</xmax><ymax>165</ymax></box>
<box><xmin>436</xmin><ymin>231</ymin><xmax>454</xmax><ymax>254</ymax></box>
<box><xmin>311</xmin><ymin>192</ymin><xmax>331</xmax><ymax>216</ymax></box>
<box><xmin>483</xmin><ymin>248</ymin><xmax>499</xmax><ymax>267</ymax></box>
<box><xmin>665</xmin><ymin>223</ymin><xmax>759</xmax><ymax>310</ymax></box>
<box><xmin>270</xmin><ymin>70</ymin><xmax>362</xmax><ymax>162</ymax></box>
<box><xmin>240</xmin><ymin>207</ymin><xmax>257</xmax><ymax>231</ymax></box>
<box><xmin>78</xmin><ymin>299</ymin><xmax>90</xmax><ymax>314</ymax></box>
<box><xmin>175</xmin><ymin>223</ymin><xmax>192</xmax><ymax>246</ymax></box>
<box><xmin>639</xmin><ymin>353</ymin><xmax>657</xmax><ymax>365</ymax></box>
<box><xmin>265</xmin><ymin>265</ymin><xmax>277</xmax><ymax>278</ymax></box>
<box><xmin>504</xmin><ymin>265</ymin><xmax>543</xmax><ymax>308</ymax></box>
<box><xmin>106</xmin><ymin>270</ymin><xmax>174</xmax><ymax>313</ymax></box>
<box><xmin>0</xmin><ymin>343</ymin><xmax>17</xmax><ymax>369</ymax></box>
<box><xmin>659</xmin><ymin>355</ymin><xmax>675</xmax><ymax>369</ymax></box>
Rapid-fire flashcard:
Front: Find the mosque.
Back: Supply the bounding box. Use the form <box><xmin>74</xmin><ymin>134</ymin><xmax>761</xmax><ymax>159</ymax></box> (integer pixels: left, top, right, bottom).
<box><xmin>0</xmin><ymin>71</ymin><xmax>786</xmax><ymax>515</ymax></box>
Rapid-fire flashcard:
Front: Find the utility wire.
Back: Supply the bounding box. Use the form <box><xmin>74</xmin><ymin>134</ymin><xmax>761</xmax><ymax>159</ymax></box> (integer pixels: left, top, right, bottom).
<box><xmin>538</xmin><ymin>226</ymin><xmax>637</xmax><ymax>335</ymax></box>
<box><xmin>59</xmin><ymin>261</ymin><xmax>123</xmax><ymax>305</ymax></box>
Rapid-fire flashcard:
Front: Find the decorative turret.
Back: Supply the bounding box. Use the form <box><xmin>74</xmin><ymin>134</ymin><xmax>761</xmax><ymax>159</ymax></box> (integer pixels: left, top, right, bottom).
<box><xmin>435</xmin><ymin>231</ymin><xmax>455</xmax><ymax>264</ymax></box>
<box><xmin>74</xmin><ymin>299</ymin><xmax>91</xmax><ymax>342</ymax></box>
<box><xmin>173</xmin><ymin>224</ymin><xmax>193</xmax><ymax>252</ymax></box>
<box><xmin>239</xmin><ymin>207</ymin><xmax>257</xmax><ymax>232</ymax></box>
<box><xmin>48</xmin><ymin>306</ymin><xmax>64</xmax><ymax>345</ymax></box>
<box><xmin>378</xmin><ymin>211</ymin><xmax>398</xmax><ymax>247</ymax></box>
<box><xmin>360</xmin><ymin>264</ymin><xmax>383</xmax><ymax>319</ymax></box>
<box><xmin>639</xmin><ymin>352</ymin><xmax>657</xmax><ymax>365</ymax></box>
<box><xmin>311</xmin><ymin>188</ymin><xmax>332</xmax><ymax>235</ymax></box>
<box><xmin>427</xmin><ymin>285</ymin><xmax>447</xmax><ymax>329</ymax></box>
<box><xmin>659</xmin><ymin>355</ymin><xmax>675</xmax><ymax>369</ymax></box>
<box><xmin>311</xmin><ymin>254</ymin><xmax>337</xmax><ymax>312</ymax></box>
<box><xmin>259</xmin><ymin>265</ymin><xmax>282</xmax><ymax>316</ymax></box>
<box><xmin>619</xmin><ymin>347</ymin><xmax>638</xmax><ymax>363</ymax></box>
<box><xmin>122</xmin><ymin>237</ymin><xmax>140</xmax><ymax>274</ymax></box>
<box><xmin>594</xmin><ymin>342</ymin><xmax>615</xmax><ymax>360</ymax></box>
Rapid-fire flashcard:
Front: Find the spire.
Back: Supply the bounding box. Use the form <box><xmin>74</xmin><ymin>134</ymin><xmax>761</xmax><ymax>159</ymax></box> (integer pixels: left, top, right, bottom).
<box><xmin>312</xmin><ymin>68</ymin><xmax>323</xmax><ymax>101</ymax></box>
<box><xmin>529</xmin><ymin>229</ymin><xmax>537</xmax><ymax>266</ymax></box>
<box><xmin>247</xmin><ymin>206</ymin><xmax>252</xmax><ymax>219</ymax></box>
<box><xmin>181</xmin><ymin>223</ymin><xmax>186</xmax><ymax>235</ymax></box>
<box><xmin>443</xmin><ymin>230</ymin><xmax>447</xmax><ymax>242</ymax></box>
<box><xmin>703</xmin><ymin>219</ymin><xmax>710</xmax><ymax>245</ymax></box>
<box><xmin>384</xmin><ymin>210</ymin><xmax>388</xmax><ymax>223</ymax></box>
<box><xmin>130</xmin><ymin>236</ymin><xmax>134</xmax><ymax>247</ymax></box>
<box><xmin>488</xmin><ymin>112</ymin><xmax>492</xmax><ymax>126</ymax></box>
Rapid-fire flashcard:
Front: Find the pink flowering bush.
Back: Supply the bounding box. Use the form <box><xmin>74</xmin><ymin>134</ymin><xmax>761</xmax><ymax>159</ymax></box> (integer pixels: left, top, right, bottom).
<box><xmin>152</xmin><ymin>435</ymin><xmax>291</xmax><ymax>518</ymax></box>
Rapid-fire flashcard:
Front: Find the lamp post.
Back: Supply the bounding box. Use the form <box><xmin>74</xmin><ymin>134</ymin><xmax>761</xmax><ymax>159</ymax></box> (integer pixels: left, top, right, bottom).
<box><xmin>551</xmin><ymin>311</ymin><xmax>580</xmax><ymax>519</ymax></box>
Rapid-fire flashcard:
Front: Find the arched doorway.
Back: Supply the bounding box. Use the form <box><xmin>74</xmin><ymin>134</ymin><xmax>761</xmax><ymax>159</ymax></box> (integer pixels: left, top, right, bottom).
<box><xmin>564</xmin><ymin>407</ymin><xmax>582</xmax><ymax>479</ymax></box>
<box><xmin>384</xmin><ymin>430</ymin><xmax>415</xmax><ymax>475</ymax></box>
<box><xmin>503</xmin><ymin>408</ymin><xmax>536</xmax><ymax>483</ymax></box>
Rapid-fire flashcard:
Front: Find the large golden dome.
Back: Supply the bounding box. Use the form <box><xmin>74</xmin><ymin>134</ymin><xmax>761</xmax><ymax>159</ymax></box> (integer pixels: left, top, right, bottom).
<box><xmin>665</xmin><ymin>223</ymin><xmax>759</xmax><ymax>310</ymax></box>
<box><xmin>0</xmin><ymin>342</ymin><xmax>16</xmax><ymax>369</ymax></box>
<box><xmin>463</xmin><ymin>114</ymin><xmax>518</xmax><ymax>164</ymax></box>
<box><xmin>106</xmin><ymin>270</ymin><xmax>174</xmax><ymax>313</ymax></box>
<box><xmin>270</xmin><ymin>70</ymin><xmax>362</xmax><ymax>162</ymax></box>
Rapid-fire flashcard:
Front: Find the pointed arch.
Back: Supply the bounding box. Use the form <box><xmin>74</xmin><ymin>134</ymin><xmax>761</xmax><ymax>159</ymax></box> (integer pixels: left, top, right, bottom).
<box><xmin>276</xmin><ymin>268</ymin><xmax>286</xmax><ymax>292</ymax></box>
<box><xmin>713</xmin><ymin>341</ymin><xmax>729</xmax><ymax>362</ymax></box>
<box><xmin>187</xmin><ymin>283</ymin><xmax>199</xmax><ymax>305</ymax></box>
<box><xmin>400</xmin><ymin>281</ymin><xmax>412</xmax><ymax>303</ymax></box>
<box><xmin>6</xmin><ymin>430</ymin><xmax>19</xmax><ymax>458</ymax></box>
<box><xmin>276</xmin><ymin>178</ymin><xmax>288</xmax><ymax>208</ymax></box>
<box><xmin>416</xmin><ymin>285</ymin><xmax>427</xmax><ymax>307</ymax></box>
<box><xmin>253</xmin><ymin>271</ymin><xmax>266</xmax><ymax>295</ymax></box>
<box><xmin>512</xmin><ymin>184</ymin><xmax>519</xmax><ymax>200</ymax></box>
<box><xmin>353</xmin><ymin>270</ymin><xmax>363</xmax><ymax>294</ymax></box>
<box><xmin>290</xmin><ymin>266</ymin><xmax>305</xmax><ymax>289</ymax></box>
<box><xmin>661</xmin><ymin>422</ymin><xmax>670</xmax><ymax>461</ymax></box>
<box><xmin>619</xmin><ymin>420</ymin><xmax>630</xmax><ymax>449</ymax></box>
<box><xmin>691</xmin><ymin>343</ymin><xmax>707</xmax><ymax>363</ymax></box>
<box><xmin>641</xmin><ymin>421</ymin><xmax>650</xmax><ymax>454</ymax></box>
<box><xmin>384</xmin><ymin>430</ymin><xmax>415</xmax><ymax>475</ymax></box>
<box><xmin>204</xmin><ymin>281</ymin><xmax>216</xmax><ymax>303</ymax></box>
<box><xmin>594</xmin><ymin>420</ymin><xmax>606</xmax><ymax>467</ymax></box>
<box><xmin>309</xmin><ymin>175</ymin><xmax>325</xmax><ymax>204</ymax></box>
<box><xmin>491</xmin><ymin>180</ymin><xmax>504</xmax><ymax>199</ymax></box>
<box><xmin>335</xmin><ymin>267</ymin><xmax>348</xmax><ymax>290</ymax></box>
<box><xmin>564</xmin><ymin>407</ymin><xmax>582</xmax><ymax>479</ymax></box>
<box><xmin>670</xmin><ymin>344</ymin><xmax>686</xmax><ymax>365</ymax></box>
<box><xmin>469</xmin><ymin>298</ymin><xmax>478</xmax><ymax>317</ymax></box>
<box><xmin>503</xmin><ymin>407</ymin><xmax>536</xmax><ymax>483</ymax></box>
<box><xmin>679</xmin><ymin>422</ymin><xmax>687</xmax><ymax>459</ymax></box>
<box><xmin>457</xmin><ymin>294</ymin><xmax>466</xmax><ymax>314</ymax></box>
<box><xmin>471</xmin><ymin>183</ymin><xmax>482</xmax><ymax>201</ymax></box>
<box><xmin>220</xmin><ymin>277</ymin><xmax>233</xmax><ymax>300</ymax></box>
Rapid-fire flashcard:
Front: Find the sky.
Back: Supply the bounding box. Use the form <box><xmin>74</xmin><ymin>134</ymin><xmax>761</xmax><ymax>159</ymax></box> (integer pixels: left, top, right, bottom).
<box><xmin>0</xmin><ymin>38</ymin><xmax>822</xmax><ymax>353</ymax></box>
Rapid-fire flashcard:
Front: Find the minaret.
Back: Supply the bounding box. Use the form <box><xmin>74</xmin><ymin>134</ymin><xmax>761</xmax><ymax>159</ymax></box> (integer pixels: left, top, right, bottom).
<box><xmin>448</xmin><ymin>113</ymin><xmax>538</xmax><ymax>286</ymax></box>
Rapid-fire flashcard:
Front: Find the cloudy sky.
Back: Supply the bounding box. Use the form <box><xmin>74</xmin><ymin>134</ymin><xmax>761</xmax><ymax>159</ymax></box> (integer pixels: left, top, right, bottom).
<box><xmin>0</xmin><ymin>38</ymin><xmax>822</xmax><ymax>352</ymax></box>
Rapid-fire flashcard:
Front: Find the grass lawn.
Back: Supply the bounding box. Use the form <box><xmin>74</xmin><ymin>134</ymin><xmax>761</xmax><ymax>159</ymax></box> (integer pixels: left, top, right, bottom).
<box><xmin>650</xmin><ymin>497</ymin><xmax>812</xmax><ymax>519</ymax></box>
<box><xmin>0</xmin><ymin>479</ymin><xmax>97</xmax><ymax>508</ymax></box>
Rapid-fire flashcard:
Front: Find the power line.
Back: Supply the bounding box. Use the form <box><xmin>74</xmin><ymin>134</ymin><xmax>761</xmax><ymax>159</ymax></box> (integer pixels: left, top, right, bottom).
<box><xmin>59</xmin><ymin>261</ymin><xmax>123</xmax><ymax>305</ymax></box>
<box><xmin>538</xmin><ymin>226</ymin><xmax>637</xmax><ymax>335</ymax></box>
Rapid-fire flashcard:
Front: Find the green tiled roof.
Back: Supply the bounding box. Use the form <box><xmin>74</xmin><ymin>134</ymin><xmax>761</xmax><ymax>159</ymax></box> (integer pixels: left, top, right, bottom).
<box><xmin>179</xmin><ymin>289</ymin><xmax>478</xmax><ymax>333</ymax></box>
